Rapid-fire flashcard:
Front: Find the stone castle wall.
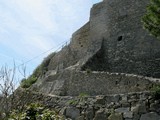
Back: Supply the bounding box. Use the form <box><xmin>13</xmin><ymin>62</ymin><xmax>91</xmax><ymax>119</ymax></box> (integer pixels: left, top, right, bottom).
<box><xmin>13</xmin><ymin>1</ymin><xmax>160</xmax><ymax>119</ymax></box>
<box><xmin>13</xmin><ymin>90</ymin><xmax>160</xmax><ymax>120</ymax></box>
<box><xmin>32</xmin><ymin>70</ymin><xmax>159</xmax><ymax>96</ymax></box>
<box><xmin>29</xmin><ymin>0</ymin><xmax>160</xmax><ymax>98</ymax></box>
<box><xmin>85</xmin><ymin>0</ymin><xmax>160</xmax><ymax>77</ymax></box>
<box><xmin>46</xmin><ymin>0</ymin><xmax>160</xmax><ymax>78</ymax></box>
<box><xmin>48</xmin><ymin>22</ymin><xmax>91</xmax><ymax>71</ymax></box>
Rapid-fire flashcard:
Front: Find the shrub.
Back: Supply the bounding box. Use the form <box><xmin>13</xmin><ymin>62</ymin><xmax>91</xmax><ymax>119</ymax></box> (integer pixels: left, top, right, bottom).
<box><xmin>142</xmin><ymin>0</ymin><xmax>160</xmax><ymax>39</ymax></box>
<box><xmin>67</xmin><ymin>99</ymin><xmax>78</xmax><ymax>106</ymax></box>
<box><xmin>20</xmin><ymin>52</ymin><xmax>56</xmax><ymax>88</ymax></box>
<box><xmin>32</xmin><ymin>65</ymin><xmax>43</xmax><ymax>78</ymax></box>
<box><xmin>9</xmin><ymin>103</ymin><xmax>64</xmax><ymax>120</ymax></box>
<box><xmin>42</xmin><ymin>52</ymin><xmax>56</xmax><ymax>68</ymax></box>
<box><xmin>21</xmin><ymin>76</ymin><xmax>37</xmax><ymax>88</ymax></box>
<box><xmin>151</xmin><ymin>85</ymin><xmax>160</xmax><ymax>100</ymax></box>
<box><xmin>86</xmin><ymin>68</ymin><xmax>92</xmax><ymax>74</ymax></box>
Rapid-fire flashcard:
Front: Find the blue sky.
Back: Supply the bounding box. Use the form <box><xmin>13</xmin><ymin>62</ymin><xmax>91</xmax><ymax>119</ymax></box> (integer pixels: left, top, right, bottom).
<box><xmin>0</xmin><ymin>0</ymin><xmax>102</xmax><ymax>78</ymax></box>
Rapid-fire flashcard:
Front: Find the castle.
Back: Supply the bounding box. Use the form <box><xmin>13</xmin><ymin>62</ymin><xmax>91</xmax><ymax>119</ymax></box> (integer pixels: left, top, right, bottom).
<box><xmin>31</xmin><ymin>0</ymin><xmax>160</xmax><ymax>96</ymax></box>
<box><xmin>10</xmin><ymin>0</ymin><xmax>160</xmax><ymax>119</ymax></box>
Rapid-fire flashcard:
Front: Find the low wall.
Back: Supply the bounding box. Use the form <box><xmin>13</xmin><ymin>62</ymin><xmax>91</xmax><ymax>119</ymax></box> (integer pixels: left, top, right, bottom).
<box><xmin>13</xmin><ymin>90</ymin><xmax>160</xmax><ymax>120</ymax></box>
<box><xmin>31</xmin><ymin>70</ymin><xmax>158</xmax><ymax>96</ymax></box>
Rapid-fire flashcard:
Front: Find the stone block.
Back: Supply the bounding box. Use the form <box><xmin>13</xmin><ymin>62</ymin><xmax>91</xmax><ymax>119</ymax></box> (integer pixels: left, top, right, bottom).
<box><xmin>123</xmin><ymin>111</ymin><xmax>133</xmax><ymax>119</ymax></box>
<box><xmin>121</xmin><ymin>102</ymin><xmax>130</xmax><ymax>107</ymax></box>
<box><xmin>140</xmin><ymin>112</ymin><xmax>160</xmax><ymax>120</ymax></box>
<box><xmin>133</xmin><ymin>114</ymin><xmax>140</xmax><ymax>120</ymax></box>
<box><xmin>108</xmin><ymin>113</ymin><xmax>123</xmax><ymax>120</ymax></box>
<box><xmin>115</xmin><ymin>107</ymin><xmax>130</xmax><ymax>113</ymax></box>
<box><xmin>66</xmin><ymin>107</ymin><xmax>80</xmax><ymax>120</ymax></box>
<box><xmin>93</xmin><ymin>109</ymin><xmax>107</xmax><ymax>120</ymax></box>
<box><xmin>106</xmin><ymin>95</ymin><xmax>120</xmax><ymax>103</ymax></box>
<box><xmin>137</xmin><ymin>103</ymin><xmax>147</xmax><ymax>114</ymax></box>
<box><xmin>86</xmin><ymin>108</ymin><xmax>94</xmax><ymax>120</ymax></box>
<box><xmin>131</xmin><ymin>103</ymin><xmax>147</xmax><ymax>114</ymax></box>
<box><xmin>76</xmin><ymin>116</ymin><xmax>85</xmax><ymax>120</ymax></box>
<box><xmin>95</xmin><ymin>96</ymin><xmax>106</xmax><ymax>105</ymax></box>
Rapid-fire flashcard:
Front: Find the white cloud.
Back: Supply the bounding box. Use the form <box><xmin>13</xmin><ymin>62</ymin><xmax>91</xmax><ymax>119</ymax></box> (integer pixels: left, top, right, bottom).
<box><xmin>12</xmin><ymin>0</ymin><xmax>58</xmax><ymax>32</ymax></box>
<box><xmin>0</xmin><ymin>0</ymin><xmax>101</xmax><ymax>73</ymax></box>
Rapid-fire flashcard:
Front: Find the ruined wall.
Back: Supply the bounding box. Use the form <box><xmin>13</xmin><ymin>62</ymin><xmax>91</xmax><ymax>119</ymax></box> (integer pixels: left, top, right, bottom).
<box><xmin>31</xmin><ymin>70</ymin><xmax>157</xmax><ymax>96</ymax></box>
<box><xmin>85</xmin><ymin>0</ymin><xmax>160</xmax><ymax>77</ymax></box>
<box><xmin>13</xmin><ymin>90</ymin><xmax>160</xmax><ymax>120</ymax></box>
<box><xmin>48</xmin><ymin>45</ymin><xmax>77</xmax><ymax>71</ymax></box>
<box><xmin>48</xmin><ymin>22</ymin><xmax>91</xmax><ymax>71</ymax></box>
<box><xmin>70</xmin><ymin>22</ymin><xmax>90</xmax><ymax>55</ymax></box>
<box><xmin>47</xmin><ymin>0</ymin><xmax>160</xmax><ymax>77</ymax></box>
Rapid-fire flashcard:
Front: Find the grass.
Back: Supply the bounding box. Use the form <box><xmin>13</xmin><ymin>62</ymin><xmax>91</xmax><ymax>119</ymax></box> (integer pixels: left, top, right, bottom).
<box><xmin>21</xmin><ymin>76</ymin><xmax>37</xmax><ymax>88</ymax></box>
<box><xmin>20</xmin><ymin>52</ymin><xmax>56</xmax><ymax>88</ymax></box>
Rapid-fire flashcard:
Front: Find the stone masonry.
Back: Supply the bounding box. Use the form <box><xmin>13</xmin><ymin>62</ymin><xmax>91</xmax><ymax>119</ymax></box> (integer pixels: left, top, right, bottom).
<box><xmin>32</xmin><ymin>70</ymin><xmax>160</xmax><ymax>96</ymax></box>
<box><xmin>13</xmin><ymin>90</ymin><xmax>160</xmax><ymax>120</ymax></box>
<box><xmin>18</xmin><ymin>0</ymin><xmax>160</xmax><ymax>119</ymax></box>
<box><xmin>30</xmin><ymin>0</ymin><xmax>160</xmax><ymax>96</ymax></box>
<box><xmin>46</xmin><ymin>0</ymin><xmax>160</xmax><ymax>78</ymax></box>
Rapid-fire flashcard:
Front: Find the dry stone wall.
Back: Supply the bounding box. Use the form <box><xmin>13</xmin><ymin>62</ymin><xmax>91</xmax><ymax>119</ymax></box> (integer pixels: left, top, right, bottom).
<box><xmin>13</xmin><ymin>90</ymin><xmax>160</xmax><ymax>120</ymax></box>
<box><xmin>31</xmin><ymin>70</ymin><xmax>158</xmax><ymax>96</ymax></box>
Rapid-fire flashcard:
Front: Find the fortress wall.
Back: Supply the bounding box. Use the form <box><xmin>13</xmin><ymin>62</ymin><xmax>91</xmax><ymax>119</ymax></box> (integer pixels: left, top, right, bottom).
<box><xmin>71</xmin><ymin>22</ymin><xmax>90</xmax><ymax>53</ymax></box>
<box><xmin>48</xmin><ymin>45</ymin><xmax>77</xmax><ymax>71</ymax></box>
<box><xmin>45</xmin><ymin>0</ymin><xmax>160</xmax><ymax>77</ymax></box>
<box><xmin>84</xmin><ymin>0</ymin><xmax>160</xmax><ymax>77</ymax></box>
<box><xmin>13</xmin><ymin>90</ymin><xmax>160</xmax><ymax>120</ymax></box>
<box><xmin>65</xmin><ymin>71</ymin><xmax>153</xmax><ymax>96</ymax></box>
<box><xmin>33</xmin><ymin>0</ymin><xmax>160</xmax><ymax>97</ymax></box>
<box><xmin>48</xmin><ymin>22</ymin><xmax>90</xmax><ymax>71</ymax></box>
<box><xmin>89</xmin><ymin>2</ymin><xmax>106</xmax><ymax>52</ymax></box>
<box><xmin>46</xmin><ymin>2</ymin><xmax>106</xmax><ymax>71</ymax></box>
<box><xmin>32</xmin><ymin>70</ymin><xmax>157</xmax><ymax>96</ymax></box>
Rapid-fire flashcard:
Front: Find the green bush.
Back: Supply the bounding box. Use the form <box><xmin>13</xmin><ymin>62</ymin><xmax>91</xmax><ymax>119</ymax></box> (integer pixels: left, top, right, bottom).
<box><xmin>86</xmin><ymin>68</ymin><xmax>92</xmax><ymax>74</ymax></box>
<box><xmin>151</xmin><ymin>85</ymin><xmax>160</xmax><ymax>100</ymax></box>
<box><xmin>67</xmin><ymin>99</ymin><xmax>78</xmax><ymax>106</ymax></box>
<box><xmin>142</xmin><ymin>0</ymin><xmax>160</xmax><ymax>39</ymax></box>
<box><xmin>9</xmin><ymin>103</ymin><xmax>64</xmax><ymax>120</ymax></box>
<box><xmin>32</xmin><ymin>65</ymin><xmax>43</xmax><ymax>78</ymax></box>
<box><xmin>20</xmin><ymin>52</ymin><xmax>56</xmax><ymax>89</ymax></box>
<box><xmin>42</xmin><ymin>52</ymin><xmax>56</xmax><ymax>68</ymax></box>
<box><xmin>21</xmin><ymin>76</ymin><xmax>37</xmax><ymax>88</ymax></box>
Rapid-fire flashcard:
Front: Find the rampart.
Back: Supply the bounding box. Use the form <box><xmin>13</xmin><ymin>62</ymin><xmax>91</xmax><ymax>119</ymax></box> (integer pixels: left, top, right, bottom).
<box><xmin>44</xmin><ymin>0</ymin><xmax>160</xmax><ymax>78</ymax></box>
<box><xmin>31</xmin><ymin>70</ymin><xmax>159</xmax><ymax>96</ymax></box>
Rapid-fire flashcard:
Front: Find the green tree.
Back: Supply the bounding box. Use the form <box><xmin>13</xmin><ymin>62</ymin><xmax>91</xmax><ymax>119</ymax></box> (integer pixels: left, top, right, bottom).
<box><xmin>142</xmin><ymin>0</ymin><xmax>160</xmax><ymax>39</ymax></box>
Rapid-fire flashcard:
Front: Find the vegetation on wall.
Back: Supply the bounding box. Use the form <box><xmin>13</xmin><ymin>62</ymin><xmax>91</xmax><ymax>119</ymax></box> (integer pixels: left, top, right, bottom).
<box><xmin>20</xmin><ymin>76</ymin><xmax>37</xmax><ymax>88</ymax></box>
<box><xmin>8</xmin><ymin>103</ymin><xmax>64</xmax><ymax>120</ymax></box>
<box><xmin>151</xmin><ymin>84</ymin><xmax>160</xmax><ymax>100</ymax></box>
<box><xmin>20</xmin><ymin>52</ymin><xmax>56</xmax><ymax>88</ymax></box>
<box><xmin>142</xmin><ymin>0</ymin><xmax>160</xmax><ymax>39</ymax></box>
